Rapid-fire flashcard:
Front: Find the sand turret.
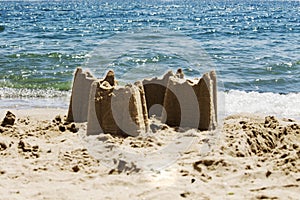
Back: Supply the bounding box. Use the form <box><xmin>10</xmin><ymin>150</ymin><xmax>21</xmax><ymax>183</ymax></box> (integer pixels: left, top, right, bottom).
<box><xmin>67</xmin><ymin>68</ymin><xmax>97</xmax><ymax>122</ymax></box>
<box><xmin>162</xmin><ymin>71</ymin><xmax>217</xmax><ymax>130</ymax></box>
<box><xmin>87</xmin><ymin>73</ymin><xmax>148</xmax><ymax>136</ymax></box>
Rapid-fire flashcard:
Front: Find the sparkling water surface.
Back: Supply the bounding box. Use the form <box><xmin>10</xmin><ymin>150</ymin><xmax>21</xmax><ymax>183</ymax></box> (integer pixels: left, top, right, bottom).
<box><xmin>0</xmin><ymin>0</ymin><xmax>299</xmax><ymax>116</ymax></box>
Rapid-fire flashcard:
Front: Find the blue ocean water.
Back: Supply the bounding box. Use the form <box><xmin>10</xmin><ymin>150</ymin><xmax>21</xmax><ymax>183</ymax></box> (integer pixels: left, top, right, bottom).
<box><xmin>0</xmin><ymin>0</ymin><xmax>300</xmax><ymax>118</ymax></box>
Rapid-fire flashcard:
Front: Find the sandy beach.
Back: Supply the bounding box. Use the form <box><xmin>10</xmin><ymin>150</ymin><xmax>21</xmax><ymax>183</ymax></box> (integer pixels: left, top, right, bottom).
<box><xmin>0</xmin><ymin>108</ymin><xmax>299</xmax><ymax>200</ymax></box>
<box><xmin>1</xmin><ymin>0</ymin><xmax>300</xmax><ymax>199</ymax></box>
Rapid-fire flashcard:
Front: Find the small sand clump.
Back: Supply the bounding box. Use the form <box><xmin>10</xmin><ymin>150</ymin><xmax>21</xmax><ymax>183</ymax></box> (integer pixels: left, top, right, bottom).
<box><xmin>1</xmin><ymin>111</ymin><xmax>16</xmax><ymax>127</ymax></box>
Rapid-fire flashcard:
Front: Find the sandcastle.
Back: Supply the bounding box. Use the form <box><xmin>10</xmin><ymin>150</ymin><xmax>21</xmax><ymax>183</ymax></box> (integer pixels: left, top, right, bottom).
<box><xmin>67</xmin><ymin>67</ymin><xmax>217</xmax><ymax>136</ymax></box>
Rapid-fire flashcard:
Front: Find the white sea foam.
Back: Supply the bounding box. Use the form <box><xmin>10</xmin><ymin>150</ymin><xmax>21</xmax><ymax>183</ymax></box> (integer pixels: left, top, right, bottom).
<box><xmin>0</xmin><ymin>88</ymin><xmax>70</xmax><ymax>110</ymax></box>
<box><xmin>224</xmin><ymin>90</ymin><xmax>300</xmax><ymax>120</ymax></box>
<box><xmin>0</xmin><ymin>97</ymin><xmax>69</xmax><ymax>110</ymax></box>
<box><xmin>0</xmin><ymin>87</ymin><xmax>69</xmax><ymax>98</ymax></box>
<box><xmin>0</xmin><ymin>87</ymin><xmax>299</xmax><ymax>120</ymax></box>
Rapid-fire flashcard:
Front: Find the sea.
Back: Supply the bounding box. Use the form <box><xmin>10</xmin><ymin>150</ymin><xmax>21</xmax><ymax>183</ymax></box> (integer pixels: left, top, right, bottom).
<box><xmin>0</xmin><ymin>0</ymin><xmax>299</xmax><ymax>119</ymax></box>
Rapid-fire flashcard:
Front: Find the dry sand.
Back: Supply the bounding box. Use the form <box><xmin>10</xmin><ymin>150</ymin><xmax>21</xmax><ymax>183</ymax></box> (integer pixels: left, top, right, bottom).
<box><xmin>0</xmin><ymin>109</ymin><xmax>299</xmax><ymax>199</ymax></box>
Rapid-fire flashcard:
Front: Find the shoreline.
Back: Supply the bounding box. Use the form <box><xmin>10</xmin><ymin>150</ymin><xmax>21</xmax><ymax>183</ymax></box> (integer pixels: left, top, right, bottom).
<box><xmin>0</xmin><ymin>108</ymin><xmax>68</xmax><ymax>121</ymax></box>
<box><xmin>1</xmin><ymin>89</ymin><xmax>300</xmax><ymax>121</ymax></box>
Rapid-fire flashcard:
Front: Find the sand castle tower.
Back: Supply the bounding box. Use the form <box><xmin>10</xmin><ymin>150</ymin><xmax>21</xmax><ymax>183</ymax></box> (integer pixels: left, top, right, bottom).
<box><xmin>161</xmin><ymin>71</ymin><xmax>217</xmax><ymax>130</ymax></box>
<box><xmin>67</xmin><ymin>68</ymin><xmax>97</xmax><ymax>122</ymax></box>
<box><xmin>87</xmin><ymin>79</ymin><xmax>148</xmax><ymax>136</ymax></box>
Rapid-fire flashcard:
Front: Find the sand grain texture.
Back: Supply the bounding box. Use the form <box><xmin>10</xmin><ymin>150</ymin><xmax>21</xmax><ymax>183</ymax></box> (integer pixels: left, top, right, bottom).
<box><xmin>0</xmin><ymin>109</ymin><xmax>299</xmax><ymax>199</ymax></box>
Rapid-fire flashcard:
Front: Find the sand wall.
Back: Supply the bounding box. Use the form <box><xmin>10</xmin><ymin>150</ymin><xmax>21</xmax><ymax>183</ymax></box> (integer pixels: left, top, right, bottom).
<box><xmin>67</xmin><ymin>68</ymin><xmax>97</xmax><ymax>122</ymax></box>
<box><xmin>142</xmin><ymin>71</ymin><xmax>174</xmax><ymax>117</ymax></box>
<box><xmin>87</xmin><ymin>81</ymin><xmax>148</xmax><ymax>136</ymax></box>
<box><xmin>162</xmin><ymin>71</ymin><xmax>217</xmax><ymax>130</ymax></box>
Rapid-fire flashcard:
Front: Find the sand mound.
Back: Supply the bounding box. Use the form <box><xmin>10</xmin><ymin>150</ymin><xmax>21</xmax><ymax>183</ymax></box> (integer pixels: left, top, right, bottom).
<box><xmin>222</xmin><ymin>115</ymin><xmax>300</xmax><ymax>174</ymax></box>
<box><xmin>223</xmin><ymin>115</ymin><xmax>300</xmax><ymax>157</ymax></box>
